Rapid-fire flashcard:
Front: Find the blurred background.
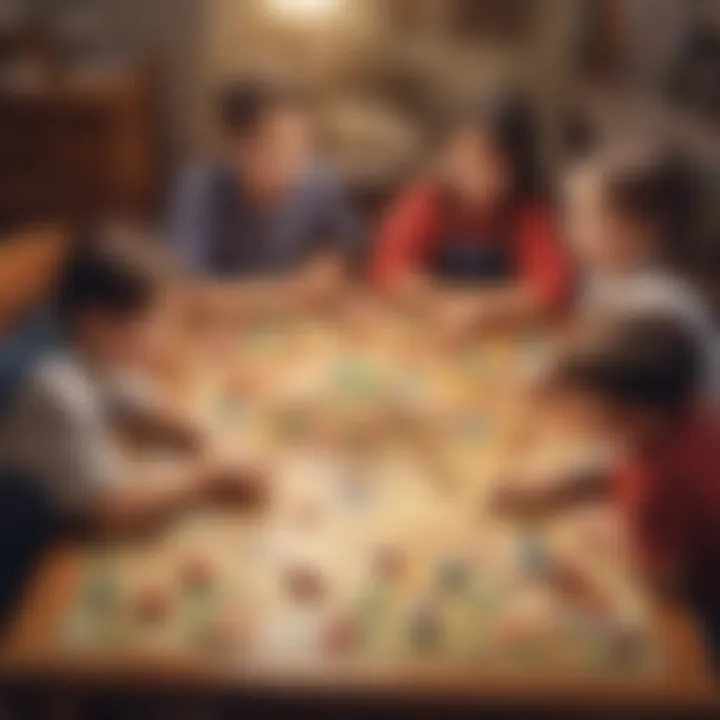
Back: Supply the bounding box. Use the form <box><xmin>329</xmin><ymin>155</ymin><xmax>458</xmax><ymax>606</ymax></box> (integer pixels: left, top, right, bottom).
<box><xmin>0</xmin><ymin>0</ymin><xmax>717</xmax><ymax>233</ymax></box>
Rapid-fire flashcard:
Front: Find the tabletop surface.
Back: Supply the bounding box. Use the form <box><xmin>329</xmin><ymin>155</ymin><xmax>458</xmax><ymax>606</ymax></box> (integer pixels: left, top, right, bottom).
<box><xmin>1</xmin><ymin>306</ymin><xmax>717</xmax><ymax>710</ymax></box>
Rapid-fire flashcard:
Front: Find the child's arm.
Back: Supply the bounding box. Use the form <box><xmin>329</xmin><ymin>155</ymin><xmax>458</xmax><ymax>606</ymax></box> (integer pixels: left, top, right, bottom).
<box><xmin>114</xmin><ymin>396</ymin><xmax>204</xmax><ymax>452</ymax></box>
<box><xmin>494</xmin><ymin>469</ymin><xmax>610</xmax><ymax>520</ymax></box>
<box><xmin>104</xmin><ymin>373</ymin><xmax>204</xmax><ymax>452</ymax></box>
<box><xmin>31</xmin><ymin>368</ymin><xmax>266</xmax><ymax>538</ymax></box>
<box><xmin>373</xmin><ymin>183</ymin><xmax>440</xmax><ymax>293</ymax></box>
<box><xmin>81</xmin><ymin>460</ymin><xmax>266</xmax><ymax>537</ymax></box>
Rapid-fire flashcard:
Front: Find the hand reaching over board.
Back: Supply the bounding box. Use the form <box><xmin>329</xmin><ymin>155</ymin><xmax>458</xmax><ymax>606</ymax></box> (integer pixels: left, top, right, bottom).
<box><xmin>201</xmin><ymin>457</ymin><xmax>272</xmax><ymax>510</ymax></box>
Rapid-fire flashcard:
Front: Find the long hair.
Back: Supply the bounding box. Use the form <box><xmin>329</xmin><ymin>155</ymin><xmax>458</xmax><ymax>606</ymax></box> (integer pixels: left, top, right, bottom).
<box><xmin>440</xmin><ymin>91</ymin><xmax>545</xmax><ymax>209</ymax></box>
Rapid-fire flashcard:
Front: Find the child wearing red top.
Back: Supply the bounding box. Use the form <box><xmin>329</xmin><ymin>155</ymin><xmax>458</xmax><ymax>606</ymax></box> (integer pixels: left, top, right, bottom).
<box><xmin>497</xmin><ymin>317</ymin><xmax>720</xmax><ymax>665</ymax></box>
<box><xmin>374</xmin><ymin>94</ymin><xmax>570</xmax><ymax>330</ymax></box>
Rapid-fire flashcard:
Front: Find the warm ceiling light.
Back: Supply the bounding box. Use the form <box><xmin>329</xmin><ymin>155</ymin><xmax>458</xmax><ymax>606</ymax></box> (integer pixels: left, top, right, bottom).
<box><xmin>265</xmin><ymin>0</ymin><xmax>342</xmax><ymax>21</ymax></box>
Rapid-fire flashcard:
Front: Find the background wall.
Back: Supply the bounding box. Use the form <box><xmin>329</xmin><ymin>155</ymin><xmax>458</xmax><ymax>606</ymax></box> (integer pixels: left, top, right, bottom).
<box><xmin>2</xmin><ymin>0</ymin><xmax>715</xmax><ymax>186</ymax></box>
<box><xmin>8</xmin><ymin>0</ymin><xmax>204</xmax><ymax>165</ymax></box>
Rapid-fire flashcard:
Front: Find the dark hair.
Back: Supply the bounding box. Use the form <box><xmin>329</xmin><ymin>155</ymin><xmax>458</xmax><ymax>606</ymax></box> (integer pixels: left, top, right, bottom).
<box><xmin>596</xmin><ymin>145</ymin><xmax>700</xmax><ymax>267</ymax></box>
<box><xmin>217</xmin><ymin>75</ymin><xmax>304</xmax><ymax>136</ymax></box>
<box><xmin>448</xmin><ymin>92</ymin><xmax>544</xmax><ymax>204</ymax></box>
<box><xmin>57</xmin><ymin>230</ymin><xmax>161</xmax><ymax>328</ymax></box>
<box><xmin>552</xmin><ymin>317</ymin><xmax>701</xmax><ymax>418</ymax></box>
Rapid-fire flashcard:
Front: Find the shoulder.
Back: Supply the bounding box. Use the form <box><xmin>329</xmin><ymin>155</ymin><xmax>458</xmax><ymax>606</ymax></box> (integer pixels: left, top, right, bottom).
<box><xmin>630</xmin><ymin>271</ymin><xmax>711</xmax><ymax>327</ymax></box>
<box><xmin>172</xmin><ymin>161</ymin><xmax>228</xmax><ymax>202</ymax></box>
<box><xmin>23</xmin><ymin>352</ymin><xmax>97</xmax><ymax>421</ymax></box>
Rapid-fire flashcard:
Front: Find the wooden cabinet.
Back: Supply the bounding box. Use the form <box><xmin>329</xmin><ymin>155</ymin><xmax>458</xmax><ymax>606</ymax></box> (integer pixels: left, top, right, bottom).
<box><xmin>0</xmin><ymin>64</ymin><xmax>156</xmax><ymax>228</ymax></box>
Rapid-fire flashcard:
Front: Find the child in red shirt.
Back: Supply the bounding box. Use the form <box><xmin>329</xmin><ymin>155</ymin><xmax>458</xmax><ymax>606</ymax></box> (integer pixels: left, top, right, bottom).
<box><xmin>374</xmin><ymin>93</ymin><xmax>570</xmax><ymax>330</ymax></box>
<box><xmin>497</xmin><ymin>317</ymin><xmax>720</xmax><ymax>665</ymax></box>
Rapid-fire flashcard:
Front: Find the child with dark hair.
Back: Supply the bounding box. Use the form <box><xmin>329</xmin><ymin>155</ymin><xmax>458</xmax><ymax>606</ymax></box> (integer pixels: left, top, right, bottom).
<box><xmin>168</xmin><ymin>74</ymin><xmax>361</xmax><ymax>296</ymax></box>
<box><xmin>373</xmin><ymin>92</ymin><xmax>570</xmax><ymax>331</ymax></box>
<box><xmin>497</xmin><ymin>316</ymin><xmax>720</xmax><ymax>664</ymax></box>
<box><xmin>564</xmin><ymin>141</ymin><xmax>718</xmax><ymax>399</ymax></box>
<box><xmin>0</xmin><ymin>231</ymin><xmax>262</xmax><ymax>560</ymax></box>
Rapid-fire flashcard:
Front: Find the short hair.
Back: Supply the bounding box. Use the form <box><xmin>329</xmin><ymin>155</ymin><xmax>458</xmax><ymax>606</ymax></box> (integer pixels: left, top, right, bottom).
<box><xmin>551</xmin><ymin>316</ymin><xmax>701</xmax><ymax>417</ymax></box>
<box><xmin>57</xmin><ymin>228</ymin><xmax>163</xmax><ymax>327</ymax></box>
<box><xmin>587</xmin><ymin>143</ymin><xmax>700</xmax><ymax>264</ymax></box>
<box><xmin>217</xmin><ymin>75</ymin><xmax>304</xmax><ymax>136</ymax></box>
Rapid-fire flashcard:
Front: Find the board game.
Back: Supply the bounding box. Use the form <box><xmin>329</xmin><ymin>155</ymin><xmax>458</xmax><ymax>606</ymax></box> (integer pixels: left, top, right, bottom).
<box><xmin>56</xmin><ymin>305</ymin><xmax>667</xmax><ymax>683</ymax></box>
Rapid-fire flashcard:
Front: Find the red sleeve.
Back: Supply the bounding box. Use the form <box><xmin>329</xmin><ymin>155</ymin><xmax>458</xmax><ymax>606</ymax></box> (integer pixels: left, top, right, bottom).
<box><xmin>373</xmin><ymin>183</ymin><xmax>441</xmax><ymax>288</ymax></box>
<box><xmin>515</xmin><ymin>204</ymin><xmax>571</xmax><ymax>312</ymax></box>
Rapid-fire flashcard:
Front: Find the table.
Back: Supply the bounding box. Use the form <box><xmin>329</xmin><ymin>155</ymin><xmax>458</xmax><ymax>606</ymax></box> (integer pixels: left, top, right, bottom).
<box><xmin>0</xmin><ymin>306</ymin><xmax>717</xmax><ymax>715</ymax></box>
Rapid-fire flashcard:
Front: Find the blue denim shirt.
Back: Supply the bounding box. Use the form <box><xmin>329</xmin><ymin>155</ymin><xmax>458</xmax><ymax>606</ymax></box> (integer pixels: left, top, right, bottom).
<box><xmin>168</xmin><ymin>162</ymin><xmax>362</xmax><ymax>277</ymax></box>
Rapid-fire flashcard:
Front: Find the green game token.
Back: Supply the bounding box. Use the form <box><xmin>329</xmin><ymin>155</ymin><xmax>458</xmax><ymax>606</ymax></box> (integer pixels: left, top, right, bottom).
<box><xmin>356</xmin><ymin>585</ymin><xmax>391</xmax><ymax>649</ymax></box>
<box><xmin>334</xmin><ymin>361</ymin><xmax>377</xmax><ymax>397</ymax></box>
<box><xmin>436</xmin><ymin>556</ymin><xmax>471</xmax><ymax>593</ymax></box>
<box><xmin>82</xmin><ymin>564</ymin><xmax>117</xmax><ymax>615</ymax></box>
<box><xmin>408</xmin><ymin>602</ymin><xmax>442</xmax><ymax>653</ymax></box>
<box><xmin>273</xmin><ymin>406</ymin><xmax>305</xmax><ymax>442</ymax></box>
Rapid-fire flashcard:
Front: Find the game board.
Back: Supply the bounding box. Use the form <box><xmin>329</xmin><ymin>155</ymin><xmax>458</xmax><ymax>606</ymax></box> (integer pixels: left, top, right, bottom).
<box><xmin>57</xmin><ymin>307</ymin><xmax>664</xmax><ymax>681</ymax></box>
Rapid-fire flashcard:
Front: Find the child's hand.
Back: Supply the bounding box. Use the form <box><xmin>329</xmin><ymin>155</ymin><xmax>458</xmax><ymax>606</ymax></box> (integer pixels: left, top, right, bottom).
<box><xmin>548</xmin><ymin>557</ymin><xmax>612</xmax><ymax>615</ymax></box>
<box><xmin>201</xmin><ymin>461</ymin><xmax>271</xmax><ymax>509</ymax></box>
<box><xmin>293</xmin><ymin>255</ymin><xmax>346</xmax><ymax>311</ymax></box>
<box><xmin>492</xmin><ymin>482</ymin><xmax>549</xmax><ymax>519</ymax></box>
<box><xmin>435</xmin><ymin>298</ymin><xmax>478</xmax><ymax>347</ymax></box>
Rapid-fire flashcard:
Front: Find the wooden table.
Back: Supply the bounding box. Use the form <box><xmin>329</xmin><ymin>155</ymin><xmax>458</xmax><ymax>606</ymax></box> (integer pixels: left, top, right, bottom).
<box><xmin>0</xmin><ymin>310</ymin><xmax>717</xmax><ymax>716</ymax></box>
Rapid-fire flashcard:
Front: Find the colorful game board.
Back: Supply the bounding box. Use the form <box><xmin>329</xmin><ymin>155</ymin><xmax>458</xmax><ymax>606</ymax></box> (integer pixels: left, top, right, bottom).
<box><xmin>59</xmin><ymin>310</ymin><xmax>662</xmax><ymax>679</ymax></box>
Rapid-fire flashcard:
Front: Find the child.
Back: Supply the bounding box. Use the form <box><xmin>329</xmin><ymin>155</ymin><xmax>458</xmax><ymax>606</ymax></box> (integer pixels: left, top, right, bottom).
<box><xmin>373</xmin><ymin>92</ymin><xmax>570</xmax><ymax>332</ymax></box>
<box><xmin>0</xmin><ymin>233</ymin><xmax>262</xmax><ymax>621</ymax></box>
<box><xmin>497</xmin><ymin>317</ymin><xmax>720</xmax><ymax>664</ymax></box>
<box><xmin>564</xmin><ymin>142</ymin><xmax>719</xmax><ymax>399</ymax></box>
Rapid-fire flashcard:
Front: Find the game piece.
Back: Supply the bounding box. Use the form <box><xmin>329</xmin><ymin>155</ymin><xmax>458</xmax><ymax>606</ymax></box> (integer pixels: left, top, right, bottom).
<box><xmin>548</xmin><ymin>560</ymin><xmax>612</xmax><ymax>616</ymax></box>
<box><xmin>322</xmin><ymin>614</ymin><xmax>358</xmax><ymax>656</ymax></box>
<box><xmin>436</xmin><ymin>555</ymin><xmax>470</xmax><ymax>593</ymax></box>
<box><xmin>605</xmin><ymin>622</ymin><xmax>648</xmax><ymax>668</ymax></box>
<box><xmin>372</xmin><ymin>544</ymin><xmax>407</xmax><ymax>582</ymax></box>
<box><xmin>82</xmin><ymin>568</ymin><xmax>117</xmax><ymax>614</ymax></box>
<box><xmin>408</xmin><ymin>602</ymin><xmax>442</xmax><ymax>652</ymax></box>
<box><xmin>273</xmin><ymin>404</ymin><xmax>306</xmax><ymax>444</ymax></box>
<box><xmin>196</xmin><ymin>613</ymin><xmax>250</xmax><ymax>655</ymax></box>
<box><xmin>180</xmin><ymin>555</ymin><xmax>215</xmax><ymax>593</ymax></box>
<box><xmin>283</xmin><ymin>564</ymin><xmax>327</xmax><ymax>604</ymax></box>
<box><xmin>334</xmin><ymin>360</ymin><xmax>377</xmax><ymax>398</ymax></box>
<box><xmin>133</xmin><ymin>585</ymin><xmax>172</xmax><ymax>623</ymax></box>
<box><xmin>517</xmin><ymin>532</ymin><xmax>551</xmax><ymax>579</ymax></box>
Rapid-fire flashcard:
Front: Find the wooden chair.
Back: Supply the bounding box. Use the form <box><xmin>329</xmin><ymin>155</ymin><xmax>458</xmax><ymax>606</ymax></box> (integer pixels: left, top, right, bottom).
<box><xmin>0</xmin><ymin>226</ymin><xmax>67</xmax><ymax>335</ymax></box>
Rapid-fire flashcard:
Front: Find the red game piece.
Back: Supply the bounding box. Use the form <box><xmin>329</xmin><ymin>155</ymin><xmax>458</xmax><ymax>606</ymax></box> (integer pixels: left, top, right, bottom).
<box><xmin>200</xmin><ymin>613</ymin><xmax>251</xmax><ymax>654</ymax></box>
<box><xmin>550</xmin><ymin>561</ymin><xmax>612</xmax><ymax>616</ymax></box>
<box><xmin>322</xmin><ymin>615</ymin><xmax>358</xmax><ymax>655</ymax></box>
<box><xmin>180</xmin><ymin>555</ymin><xmax>215</xmax><ymax>592</ymax></box>
<box><xmin>373</xmin><ymin>544</ymin><xmax>407</xmax><ymax>582</ymax></box>
<box><xmin>133</xmin><ymin>585</ymin><xmax>172</xmax><ymax>623</ymax></box>
<box><xmin>283</xmin><ymin>564</ymin><xmax>327</xmax><ymax>603</ymax></box>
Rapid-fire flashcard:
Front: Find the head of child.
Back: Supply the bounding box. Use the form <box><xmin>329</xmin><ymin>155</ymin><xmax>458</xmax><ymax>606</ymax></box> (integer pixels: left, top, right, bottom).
<box><xmin>564</xmin><ymin>143</ymin><xmax>697</xmax><ymax>277</ymax></box>
<box><xmin>218</xmin><ymin>75</ymin><xmax>311</xmax><ymax>204</ymax></box>
<box><xmin>548</xmin><ymin>317</ymin><xmax>700</xmax><ymax>457</ymax></box>
<box><xmin>436</xmin><ymin>92</ymin><xmax>540</xmax><ymax>213</ymax></box>
<box><xmin>58</xmin><ymin>233</ymin><xmax>171</xmax><ymax>375</ymax></box>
